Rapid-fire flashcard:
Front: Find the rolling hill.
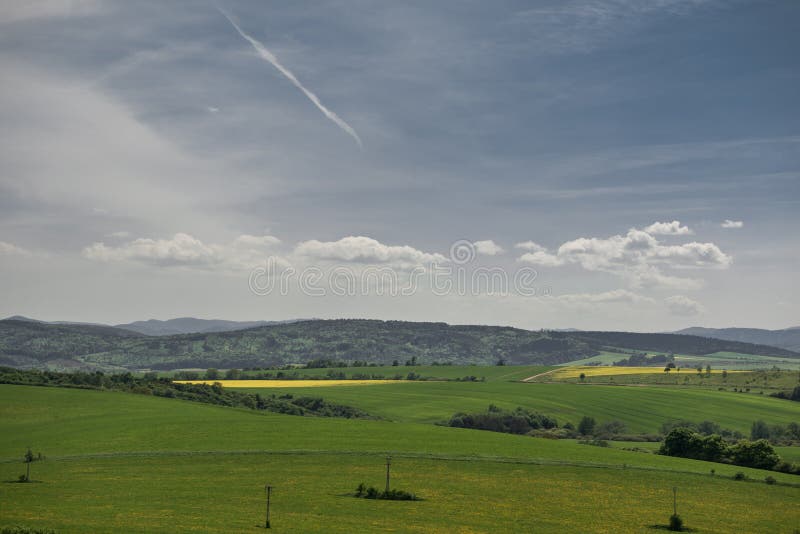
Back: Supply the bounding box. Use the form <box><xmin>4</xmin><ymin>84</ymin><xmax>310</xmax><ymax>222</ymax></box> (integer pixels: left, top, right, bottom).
<box><xmin>675</xmin><ymin>326</ymin><xmax>800</xmax><ymax>352</ymax></box>
<box><xmin>115</xmin><ymin>317</ymin><xmax>301</xmax><ymax>336</ymax></box>
<box><xmin>1</xmin><ymin>318</ymin><xmax>799</xmax><ymax>371</ymax></box>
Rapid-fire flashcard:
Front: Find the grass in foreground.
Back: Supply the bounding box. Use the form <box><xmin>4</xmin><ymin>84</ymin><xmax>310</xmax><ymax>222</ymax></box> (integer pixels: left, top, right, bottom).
<box><xmin>2</xmin><ymin>453</ymin><xmax>798</xmax><ymax>533</ymax></box>
<box><xmin>2</xmin><ymin>384</ymin><xmax>799</xmax><ymax>533</ymax></box>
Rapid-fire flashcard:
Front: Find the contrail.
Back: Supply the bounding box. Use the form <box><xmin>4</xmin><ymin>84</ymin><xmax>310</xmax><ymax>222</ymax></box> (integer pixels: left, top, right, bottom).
<box><xmin>218</xmin><ymin>8</ymin><xmax>363</xmax><ymax>149</ymax></box>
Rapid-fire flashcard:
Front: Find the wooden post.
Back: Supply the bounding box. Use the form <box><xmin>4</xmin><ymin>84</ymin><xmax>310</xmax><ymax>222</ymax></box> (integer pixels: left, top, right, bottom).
<box><xmin>385</xmin><ymin>456</ymin><xmax>391</xmax><ymax>493</ymax></box>
<box><xmin>265</xmin><ymin>484</ymin><xmax>272</xmax><ymax>529</ymax></box>
<box><xmin>673</xmin><ymin>487</ymin><xmax>677</xmax><ymax>516</ymax></box>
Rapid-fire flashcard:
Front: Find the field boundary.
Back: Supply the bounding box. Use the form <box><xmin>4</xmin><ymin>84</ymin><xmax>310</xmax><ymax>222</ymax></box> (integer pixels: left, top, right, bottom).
<box><xmin>3</xmin><ymin>448</ymin><xmax>798</xmax><ymax>487</ymax></box>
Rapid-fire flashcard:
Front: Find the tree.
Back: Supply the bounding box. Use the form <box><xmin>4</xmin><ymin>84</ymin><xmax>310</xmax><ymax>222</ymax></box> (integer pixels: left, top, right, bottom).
<box><xmin>722</xmin><ymin>370</ymin><xmax>728</xmax><ymax>380</ymax></box>
<box><xmin>750</xmin><ymin>420</ymin><xmax>770</xmax><ymax>440</ymax></box>
<box><xmin>23</xmin><ymin>447</ymin><xmax>34</xmax><ymax>482</ymax></box>
<box><xmin>730</xmin><ymin>439</ymin><xmax>779</xmax><ymax>470</ymax></box>
<box><xmin>392</xmin><ymin>360</ymin><xmax>399</xmax><ymax>367</ymax></box>
<box><xmin>706</xmin><ymin>365</ymin><xmax>712</xmax><ymax>376</ymax></box>
<box><xmin>224</xmin><ymin>368</ymin><xmax>242</xmax><ymax>380</ymax></box>
<box><xmin>578</xmin><ymin>416</ymin><xmax>596</xmax><ymax>436</ymax></box>
<box><xmin>205</xmin><ymin>368</ymin><xmax>219</xmax><ymax>380</ymax></box>
<box><xmin>579</xmin><ymin>372</ymin><xmax>586</xmax><ymax>382</ymax></box>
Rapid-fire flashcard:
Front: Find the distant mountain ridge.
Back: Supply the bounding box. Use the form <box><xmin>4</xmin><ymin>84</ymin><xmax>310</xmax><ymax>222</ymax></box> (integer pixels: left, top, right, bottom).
<box><xmin>115</xmin><ymin>317</ymin><xmax>303</xmax><ymax>336</ymax></box>
<box><xmin>674</xmin><ymin>326</ymin><xmax>800</xmax><ymax>353</ymax></box>
<box><xmin>1</xmin><ymin>317</ymin><xmax>798</xmax><ymax>372</ymax></box>
<box><xmin>3</xmin><ymin>315</ymin><xmax>305</xmax><ymax>336</ymax></box>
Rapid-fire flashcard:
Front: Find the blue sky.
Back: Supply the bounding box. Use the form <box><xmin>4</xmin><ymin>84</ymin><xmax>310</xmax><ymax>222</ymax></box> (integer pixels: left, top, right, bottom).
<box><xmin>0</xmin><ymin>0</ymin><xmax>797</xmax><ymax>330</ymax></box>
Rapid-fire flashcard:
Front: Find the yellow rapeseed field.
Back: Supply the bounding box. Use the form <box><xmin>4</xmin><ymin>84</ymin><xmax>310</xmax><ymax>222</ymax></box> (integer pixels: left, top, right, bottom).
<box><xmin>551</xmin><ymin>366</ymin><xmax>744</xmax><ymax>380</ymax></box>
<box><xmin>173</xmin><ymin>379</ymin><xmax>408</xmax><ymax>388</ymax></box>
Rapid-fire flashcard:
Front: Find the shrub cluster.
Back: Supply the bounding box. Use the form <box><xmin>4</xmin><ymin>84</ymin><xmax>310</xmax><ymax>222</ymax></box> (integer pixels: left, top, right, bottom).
<box><xmin>771</xmin><ymin>385</ymin><xmax>800</xmax><ymax>402</ymax></box>
<box><xmin>613</xmin><ymin>352</ymin><xmax>673</xmax><ymax>367</ymax></box>
<box><xmin>659</xmin><ymin>427</ymin><xmax>800</xmax><ymax>474</ymax></box>
<box><xmin>354</xmin><ymin>483</ymin><xmax>418</xmax><ymax>501</ymax></box>
<box><xmin>448</xmin><ymin>405</ymin><xmax>558</xmax><ymax>435</ymax></box>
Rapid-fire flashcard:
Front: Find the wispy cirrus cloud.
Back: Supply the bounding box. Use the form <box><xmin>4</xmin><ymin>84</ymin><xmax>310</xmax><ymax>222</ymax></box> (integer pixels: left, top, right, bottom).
<box><xmin>218</xmin><ymin>7</ymin><xmax>363</xmax><ymax>149</ymax></box>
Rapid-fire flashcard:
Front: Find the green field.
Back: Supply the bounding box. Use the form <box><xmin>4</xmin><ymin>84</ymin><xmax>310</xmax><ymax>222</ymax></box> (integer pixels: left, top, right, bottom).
<box><xmin>236</xmin><ymin>380</ymin><xmax>800</xmax><ymax>434</ymax></box>
<box><xmin>2</xmin><ymin>379</ymin><xmax>799</xmax><ymax>533</ymax></box>
<box><xmin>556</xmin><ymin>350</ymin><xmax>800</xmax><ymax>370</ymax></box>
<box><xmin>538</xmin><ymin>367</ymin><xmax>800</xmax><ymax>392</ymax></box>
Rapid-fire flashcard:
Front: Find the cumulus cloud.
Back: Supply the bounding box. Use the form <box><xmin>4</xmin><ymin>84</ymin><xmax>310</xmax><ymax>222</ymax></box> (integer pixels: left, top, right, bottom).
<box><xmin>473</xmin><ymin>240</ymin><xmax>504</xmax><ymax>256</ymax></box>
<box><xmin>82</xmin><ymin>233</ymin><xmax>285</xmax><ymax>271</ymax></box>
<box><xmin>514</xmin><ymin>241</ymin><xmax>547</xmax><ymax>252</ymax></box>
<box><xmin>517</xmin><ymin>223</ymin><xmax>730</xmax><ymax>289</ymax></box>
<box><xmin>721</xmin><ymin>219</ymin><xmax>744</xmax><ymax>229</ymax></box>
<box><xmin>0</xmin><ymin>241</ymin><xmax>31</xmax><ymax>256</ymax></box>
<box><xmin>665</xmin><ymin>295</ymin><xmax>706</xmax><ymax>316</ymax></box>
<box><xmin>644</xmin><ymin>220</ymin><xmax>693</xmax><ymax>235</ymax></box>
<box><xmin>294</xmin><ymin>236</ymin><xmax>445</xmax><ymax>268</ymax></box>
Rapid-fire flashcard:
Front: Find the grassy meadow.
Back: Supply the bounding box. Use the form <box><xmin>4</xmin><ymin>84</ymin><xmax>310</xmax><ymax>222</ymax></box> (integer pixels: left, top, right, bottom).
<box><xmin>2</xmin><ymin>366</ymin><xmax>799</xmax><ymax>532</ymax></box>
<box><xmin>235</xmin><ymin>380</ymin><xmax>800</xmax><ymax>434</ymax></box>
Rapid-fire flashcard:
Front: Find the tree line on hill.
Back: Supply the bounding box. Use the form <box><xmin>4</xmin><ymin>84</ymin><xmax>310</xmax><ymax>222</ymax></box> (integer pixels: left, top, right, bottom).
<box><xmin>612</xmin><ymin>352</ymin><xmax>673</xmax><ymax>366</ymax></box>
<box><xmin>2</xmin><ymin>318</ymin><xmax>797</xmax><ymax>371</ymax></box>
<box><xmin>0</xmin><ymin>367</ymin><xmax>373</xmax><ymax>419</ymax></box>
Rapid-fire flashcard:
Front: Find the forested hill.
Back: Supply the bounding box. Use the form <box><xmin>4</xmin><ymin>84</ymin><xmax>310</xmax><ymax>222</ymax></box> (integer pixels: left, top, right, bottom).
<box><xmin>674</xmin><ymin>326</ymin><xmax>800</xmax><ymax>353</ymax></box>
<box><xmin>0</xmin><ymin>318</ymin><xmax>798</xmax><ymax>371</ymax></box>
<box><xmin>572</xmin><ymin>331</ymin><xmax>800</xmax><ymax>358</ymax></box>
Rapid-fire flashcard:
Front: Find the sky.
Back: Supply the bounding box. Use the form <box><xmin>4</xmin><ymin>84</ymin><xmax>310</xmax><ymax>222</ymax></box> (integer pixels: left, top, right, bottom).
<box><xmin>0</xmin><ymin>0</ymin><xmax>798</xmax><ymax>331</ymax></box>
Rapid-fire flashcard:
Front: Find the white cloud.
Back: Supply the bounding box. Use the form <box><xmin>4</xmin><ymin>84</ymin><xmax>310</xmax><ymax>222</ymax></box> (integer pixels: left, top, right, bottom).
<box><xmin>721</xmin><ymin>219</ymin><xmax>744</xmax><ymax>229</ymax></box>
<box><xmin>518</xmin><ymin>250</ymin><xmax>564</xmax><ymax>267</ymax></box>
<box><xmin>473</xmin><ymin>240</ymin><xmax>504</xmax><ymax>256</ymax></box>
<box><xmin>0</xmin><ymin>241</ymin><xmax>32</xmax><ymax>256</ymax></box>
<box><xmin>514</xmin><ymin>241</ymin><xmax>547</xmax><ymax>252</ymax></box>
<box><xmin>665</xmin><ymin>295</ymin><xmax>706</xmax><ymax>316</ymax></box>
<box><xmin>517</xmin><ymin>224</ymin><xmax>730</xmax><ymax>289</ymax></box>
<box><xmin>294</xmin><ymin>236</ymin><xmax>445</xmax><ymax>268</ymax></box>
<box><xmin>82</xmin><ymin>233</ymin><xmax>285</xmax><ymax>271</ymax></box>
<box><xmin>644</xmin><ymin>220</ymin><xmax>693</xmax><ymax>235</ymax></box>
<box><xmin>558</xmin><ymin>289</ymin><xmax>654</xmax><ymax>306</ymax></box>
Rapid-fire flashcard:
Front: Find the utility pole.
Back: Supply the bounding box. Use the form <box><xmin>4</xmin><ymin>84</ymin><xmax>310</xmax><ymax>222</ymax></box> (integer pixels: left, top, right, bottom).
<box><xmin>673</xmin><ymin>486</ymin><xmax>677</xmax><ymax>516</ymax></box>
<box><xmin>265</xmin><ymin>484</ymin><xmax>272</xmax><ymax>529</ymax></box>
<box><xmin>385</xmin><ymin>456</ymin><xmax>392</xmax><ymax>493</ymax></box>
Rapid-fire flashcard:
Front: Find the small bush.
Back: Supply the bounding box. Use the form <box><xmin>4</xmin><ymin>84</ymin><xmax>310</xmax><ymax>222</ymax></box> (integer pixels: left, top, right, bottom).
<box><xmin>578</xmin><ymin>439</ymin><xmax>609</xmax><ymax>447</ymax></box>
<box><xmin>734</xmin><ymin>472</ymin><xmax>746</xmax><ymax>481</ymax></box>
<box><xmin>355</xmin><ymin>482</ymin><xmax>366</xmax><ymax>497</ymax></box>
<box><xmin>354</xmin><ymin>484</ymin><xmax>420</xmax><ymax>501</ymax></box>
<box><xmin>765</xmin><ymin>475</ymin><xmax>776</xmax><ymax>485</ymax></box>
<box><xmin>668</xmin><ymin>514</ymin><xmax>684</xmax><ymax>531</ymax></box>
